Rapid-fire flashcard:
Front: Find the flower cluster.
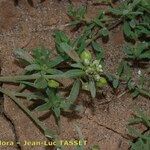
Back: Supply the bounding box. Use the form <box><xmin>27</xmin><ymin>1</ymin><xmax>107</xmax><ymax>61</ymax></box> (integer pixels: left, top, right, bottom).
<box><xmin>80</xmin><ymin>50</ymin><xmax>107</xmax><ymax>88</ymax></box>
<box><xmin>84</xmin><ymin>60</ymin><xmax>103</xmax><ymax>81</ymax></box>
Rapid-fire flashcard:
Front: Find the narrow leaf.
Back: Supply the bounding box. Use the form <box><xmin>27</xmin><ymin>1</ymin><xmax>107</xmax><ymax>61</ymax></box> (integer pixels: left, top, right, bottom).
<box><xmin>113</xmin><ymin>79</ymin><xmax>119</xmax><ymax>88</ymax></box>
<box><xmin>89</xmin><ymin>79</ymin><xmax>96</xmax><ymax>98</ymax></box>
<box><xmin>67</xmin><ymin>79</ymin><xmax>81</xmax><ymax>102</ymax></box>
<box><xmin>60</xmin><ymin>43</ymin><xmax>81</xmax><ymax>62</ymax></box>
<box><xmin>35</xmin><ymin>102</ymin><xmax>52</xmax><ymax>111</ymax></box>
<box><xmin>14</xmin><ymin>49</ymin><xmax>34</xmax><ymax>64</ymax></box>
<box><xmin>34</xmin><ymin>77</ymin><xmax>47</xmax><ymax>89</ymax></box>
<box><xmin>63</xmin><ymin>69</ymin><xmax>85</xmax><ymax>78</ymax></box>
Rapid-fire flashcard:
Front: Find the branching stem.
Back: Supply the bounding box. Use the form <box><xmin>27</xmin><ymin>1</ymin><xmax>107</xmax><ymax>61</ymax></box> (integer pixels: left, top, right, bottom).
<box><xmin>0</xmin><ymin>87</ymin><xmax>57</xmax><ymax>139</ymax></box>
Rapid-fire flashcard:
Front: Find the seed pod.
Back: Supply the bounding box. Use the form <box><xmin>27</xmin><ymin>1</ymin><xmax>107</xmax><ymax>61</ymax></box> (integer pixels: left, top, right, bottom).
<box><xmin>48</xmin><ymin>80</ymin><xmax>60</xmax><ymax>88</ymax></box>
<box><xmin>80</xmin><ymin>50</ymin><xmax>92</xmax><ymax>62</ymax></box>
<box><xmin>96</xmin><ymin>77</ymin><xmax>107</xmax><ymax>87</ymax></box>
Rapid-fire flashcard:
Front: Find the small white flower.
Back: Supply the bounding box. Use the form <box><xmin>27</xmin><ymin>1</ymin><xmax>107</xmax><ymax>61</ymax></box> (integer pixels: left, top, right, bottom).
<box><xmin>93</xmin><ymin>60</ymin><xmax>100</xmax><ymax>66</ymax></box>
<box><xmin>85</xmin><ymin>70</ymin><xmax>89</xmax><ymax>74</ymax></box>
<box><xmin>97</xmin><ymin>65</ymin><xmax>103</xmax><ymax>72</ymax></box>
<box><xmin>98</xmin><ymin>64</ymin><xmax>102</xmax><ymax>68</ymax></box>
<box><xmin>138</xmin><ymin>70</ymin><xmax>141</xmax><ymax>75</ymax></box>
<box><xmin>85</xmin><ymin>67</ymin><xmax>93</xmax><ymax>74</ymax></box>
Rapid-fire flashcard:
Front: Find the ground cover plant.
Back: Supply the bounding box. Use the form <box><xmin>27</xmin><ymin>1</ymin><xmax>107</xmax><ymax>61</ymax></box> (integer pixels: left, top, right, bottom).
<box><xmin>0</xmin><ymin>0</ymin><xmax>150</xmax><ymax>149</ymax></box>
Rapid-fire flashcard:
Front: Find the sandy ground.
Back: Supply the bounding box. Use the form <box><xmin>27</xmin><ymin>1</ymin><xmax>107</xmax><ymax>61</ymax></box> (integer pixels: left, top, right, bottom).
<box><xmin>0</xmin><ymin>0</ymin><xmax>150</xmax><ymax>150</ymax></box>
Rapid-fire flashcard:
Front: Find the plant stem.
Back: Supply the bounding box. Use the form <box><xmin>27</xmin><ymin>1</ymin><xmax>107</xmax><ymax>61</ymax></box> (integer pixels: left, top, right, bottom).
<box><xmin>0</xmin><ymin>87</ymin><xmax>57</xmax><ymax>139</ymax></box>
<box><xmin>0</xmin><ymin>71</ymin><xmax>82</xmax><ymax>84</ymax></box>
<box><xmin>0</xmin><ymin>74</ymin><xmax>56</xmax><ymax>82</ymax></box>
<box><xmin>13</xmin><ymin>92</ymin><xmax>31</xmax><ymax>98</ymax></box>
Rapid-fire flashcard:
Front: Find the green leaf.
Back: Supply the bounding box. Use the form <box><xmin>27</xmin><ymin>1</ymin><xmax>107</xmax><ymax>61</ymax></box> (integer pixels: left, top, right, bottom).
<box><xmin>109</xmin><ymin>7</ymin><xmax>123</xmax><ymax>16</ymax></box>
<box><xmin>35</xmin><ymin>101</ymin><xmax>52</xmax><ymax>111</ymax></box>
<box><xmin>127</xmin><ymin>126</ymin><xmax>141</xmax><ymax>137</ymax></box>
<box><xmin>92</xmin><ymin>42</ymin><xmax>104</xmax><ymax>52</ymax></box>
<box><xmin>67</xmin><ymin>79</ymin><xmax>81</xmax><ymax>103</ymax></box>
<box><xmin>14</xmin><ymin>49</ymin><xmax>34</xmax><ymax>64</ymax></box>
<box><xmin>132</xmin><ymin>90</ymin><xmax>140</xmax><ymax>98</ymax></box>
<box><xmin>113</xmin><ymin>79</ymin><xmax>119</xmax><ymax>88</ymax></box>
<box><xmin>100</xmin><ymin>27</ymin><xmax>109</xmax><ymax>37</ymax></box>
<box><xmin>89</xmin><ymin>79</ymin><xmax>96</xmax><ymax>98</ymax></box>
<box><xmin>33</xmin><ymin>47</ymin><xmax>51</xmax><ymax>67</ymax></box>
<box><xmin>34</xmin><ymin>77</ymin><xmax>47</xmax><ymax>89</ymax></box>
<box><xmin>54</xmin><ymin>30</ymin><xmax>70</xmax><ymax>43</ymax></box>
<box><xmin>74</xmin><ymin>35</ymin><xmax>86</xmax><ymax>54</ymax></box>
<box><xmin>117</xmin><ymin>61</ymin><xmax>124</xmax><ymax>76</ymax></box>
<box><xmin>20</xmin><ymin>81</ymin><xmax>36</xmax><ymax>88</ymax></box>
<box><xmin>52</xmin><ymin>107</ymin><xmax>61</xmax><ymax>119</ymax></box>
<box><xmin>26</xmin><ymin>92</ymin><xmax>45</xmax><ymax>101</ymax></box>
<box><xmin>59</xmin><ymin>100</ymin><xmax>72</xmax><ymax>111</ymax></box>
<box><xmin>123</xmin><ymin>44</ymin><xmax>133</xmax><ymax>55</ymax></box>
<box><xmin>123</xmin><ymin>61</ymin><xmax>132</xmax><ymax>80</ymax></box>
<box><xmin>130</xmin><ymin>0</ymin><xmax>141</xmax><ymax>8</ymax></box>
<box><xmin>129</xmin><ymin>19</ymin><xmax>137</xmax><ymax>28</ymax></box>
<box><xmin>127</xmin><ymin>80</ymin><xmax>135</xmax><ymax>90</ymax></box>
<box><xmin>25</xmin><ymin>64</ymin><xmax>41</xmax><ymax>72</ymax></box>
<box><xmin>67</xmin><ymin>5</ymin><xmax>87</xmax><ymax>20</ymax></box>
<box><xmin>93</xmin><ymin>18</ymin><xmax>103</xmax><ymax>27</ymax></box>
<box><xmin>123</xmin><ymin>21</ymin><xmax>132</xmax><ymax>37</ymax></box>
<box><xmin>59</xmin><ymin>43</ymin><xmax>81</xmax><ymax>62</ymax></box>
<box><xmin>70</xmin><ymin>63</ymin><xmax>84</xmax><ymax>69</ymax></box>
<box><xmin>141</xmin><ymin>0</ymin><xmax>150</xmax><ymax>9</ymax></box>
<box><xmin>92</xmin><ymin>42</ymin><xmax>104</xmax><ymax>61</ymax></box>
<box><xmin>45</xmin><ymin>68</ymin><xmax>63</xmax><ymax>75</ymax></box>
<box><xmin>117</xmin><ymin>60</ymin><xmax>131</xmax><ymax>81</ymax></box>
<box><xmin>69</xmin><ymin>20</ymin><xmax>82</xmax><ymax>27</ymax></box>
<box><xmin>139</xmin><ymin>51</ymin><xmax>150</xmax><ymax>59</ymax></box>
<box><xmin>128</xmin><ymin>118</ymin><xmax>143</xmax><ymax>125</ymax></box>
<box><xmin>136</xmin><ymin>110</ymin><xmax>150</xmax><ymax>128</ymax></box>
<box><xmin>63</xmin><ymin>69</ymin><xmax>85</xmax><ymax>78</ymax></box>
<box><xmin>49</xmin><ymin>55</ymin><xmax>65</xmax><ymax>67</ymax></box>
<box><xmin>135</xmin><ymin>42</ymin><xmax>148</xmax><ymax>57</ymax></box>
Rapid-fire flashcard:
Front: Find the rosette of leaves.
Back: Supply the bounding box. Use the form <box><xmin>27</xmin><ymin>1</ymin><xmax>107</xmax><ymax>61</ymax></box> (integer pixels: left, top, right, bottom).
<box><xmin>67</xmin><ymin>5</ymin><xmax>87</xmax><ymax>27</ymax></box>
<box><xmin>67</xmin><ymin>5</ymin><xmax>109</xmax><ymax>39</ymax></box>
<box><xmin>6</xmin><ymin>48</ymin><xmax>75</xmax><ymax>122</ymax></box>
<box><xmin>14</xmin><ymin>47</ymin><xmax>65</xmax><ymax>89</ymax></box>
<box><xmin>109</xmin><ymin>0</ymin><xmax>150</xmax><ymax>41</ymax></box>
<box><xmin>82</xmin><ymin>10</ymin><xmax>109</xmax><ymax>40</ymax></box>
<box><xmin>123</xmin><ymin>42</ymin><xmax>150</xmax><ymax>60</ymax></box>
<box><xmin>0</xmin><ymin>46</ymin><xmax>84</xmax><ymax>123</ymax></box>
<box><xmin>67</xmin><ymin>5</ymin><xmax>110</xmax><ymax>64</ymax></box>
